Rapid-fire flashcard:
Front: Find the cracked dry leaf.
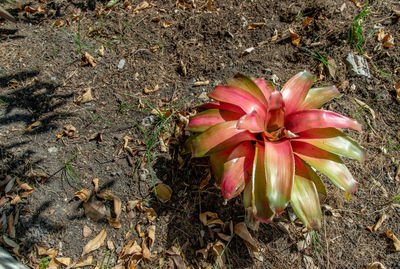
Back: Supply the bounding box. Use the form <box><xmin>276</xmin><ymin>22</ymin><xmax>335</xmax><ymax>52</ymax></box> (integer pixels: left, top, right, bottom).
<box><xmin>82</xmin><ymin>52</ymin><xmax>96</xmax><ymax>67</ymax></box>
<box><xmin>234</xmin><ymin>222</ymin><xmax>259</xmax><ymax>252</ymax></box>
<box><xmin>82</xmin><ymin>227</ymin><xmax>107</xmax><ymax>256</ymax></box>
<box><xmin>199</xmin><ymin>211</ymin><xmax>225</xmax><ymax>227</ymax></box>
<box><xmin>75</xmin><ymin>88</ymin><xmax>94</xmax><ymax>105</ymax></box>
<box><xmin>75</xmin><ymin>189</ymin><xmax>91</xmax><ymax>202</ymax></box>
<box><xmin>154</xmin><ymin>183</ymin><xmax>172</xmax><ymax>203</ymax></box>
<box><xmin>367</xmin><ymin>213</ymin><xmax>387</xmax><ymax>232</ymax></box>
<box><xmin>25</xmin><ymin>121</ymin><xmax>41</xmax><ymax>133</ymax></box>
<box><xmin>384</xmin><ymin>230</ymin><xmax>400</xmax><ymax>251</ymax></box>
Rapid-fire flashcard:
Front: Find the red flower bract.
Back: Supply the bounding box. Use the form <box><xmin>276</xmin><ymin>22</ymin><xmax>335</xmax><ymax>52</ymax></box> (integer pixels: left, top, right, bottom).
<box><xmin>186</xmin><ymin>71</ymin><xmax>365</xmax><ymax>230</ymax></box>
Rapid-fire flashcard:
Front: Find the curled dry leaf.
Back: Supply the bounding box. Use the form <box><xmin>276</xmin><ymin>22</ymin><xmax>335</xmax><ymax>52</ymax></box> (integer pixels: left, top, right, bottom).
<box><xmin>154</xmin><ymin>183</ymin><xmax>172</xmax><ymax>203</ymax></box>
<box><xmin>118</xmin><ymin>239</ymin><xmax>142</xmax><ymax>262</ymax></box>
<box><xmin>289</xmin><ymin>28</ymin><xmax>301</xmax><ymax>46</ymax></box>
<box><xmin>382</xmin><ymin>33</ymin><xmax>394</xmax><ymax>48</ymax></box>
<box><xmin>142</xmin><ymin>240</ymin><xmax>151</xmax><ymax>260</ymax></box>
<box><xmin>199</xmin><ymin>170</ymin><xmax>211</xmax><ymax>190</ymax></box>
<box><xmin>25</xmin><ymin>121</ymin><xmax>41</xmax><ymax>133</ymax></box>
<box><xmin>75</xmin><ymin>88</ymin><xmax>94</xmax><ymax>105</ymax></box>
<box><xmin>322</xmin><ymin>204</ymin><xmax>342</xmax><ymax>217</ymax></box>
<box><xmin>384</xmin><ymin>230</ymin><xmax>400</xmax><ymax>251</ymax></box>
<box><xmin>134</xmin><ymin>1</ymin><xmax>150</xmax><ymax>12</ymax></box>
<box><xmin>365</xmin><ymin>262</ymin><xmax>386</xmax><ymax>269</ymax></box>
<box><xmin>98</xmin><ymin>46</ymin><xmax>105</xmax><ymax>56</ymax></box>
<box><xmin>16</xmin><ymin>179</ymin><xmax>34</xmax><ymax>198</ymax></box>
<box><xmin>24</xmin><ymin>6</ymin><xmax>45</xmax><ymax>15</ymax></box>
<box><xmin>234</xmin><ymin>222</ymin><xmax>259</xmax><ymax>251</ymax></box>
<box><xmin>271</xmin><ymin>29</ymin><xmax>278</xmax><ymax>41</ymax></box>
<box><xmin>81</xmin><ymin>52</ymin><xmax>96</xmax><ymax>67</ymax></box>
<box><xmin>199</xmin><ymin>212</ymin><xmax>225</xmax><ymax>227</ymax></box>
<box><xmin>147</xmin><ymin>225</ymin><xmax>156</xmax><ymax>248</ymax></box>
<box><xmin>92</xmin><ymin>178</ymin><xmax>99</xmax><ymax>193</ymax></box>
<box><xmin>367</xmin><ymin>213</ymin><xmax>387</xmax><ymax>232</ymax></box>
<box><xmin>34</xmin><ymin>243</ymin><xmax>59</xmax><ymax>257</ymax></box>
<box><xmin>217</xmin><ymin>233</ymin><xmax>231</xmax><ymax>242</ymax></box>
<box><xmin>53</xmin><ymin>20</ymin><xmax>64</xmax><ymax>27</ymax></box>
<box><xmin>88</xmin><ymin>132</ymin><xmax>103</xmax><ymax>143</ymax></box>
<box><xmin>144</xmin><ymin>84</ymin><xmax>160</xmax><ymax>94</ymax></box>
<box><xmin>26</xmin><ymin>170</ymin><xmax>48</xmax><ymax>183</ymax></box>
<box><xmin>193</xmin><ymin>80</ymin><xmax>210</xmax><ymax>86</ymax></box>
<box><xmin>57</xmin><ymin>124</ymin><xmax>77</xmax><ymax>139</ymax></box>
<box><xmin>82</xmin><ymin>227</ymin><xmax>107</xmax><ymax>256</ymax></box>
<box><xmin>75</xmin><ymin>189</ymin><xmax>91</xmax><ymax>202</ymax></box>
<box><xmin>240</xmin><ymin>47</ymin><xmax>255</xmax><ymax>57</ymax></box>
<box><xmin>83</xmin><ymin>198</ymin><xmax>108</xmax><ymax>221</ymax></box>
<box><xmin>248</xmin><ymin>23</ymin><xmax>265</xmax><ymax>30</ymax></box>
<box><xmin>145</xmin><ymin>207</ymin><xmax>157</xmax><ymax>222</ymax></box>
<box><xmin>127</xmin><ymin>200</ymin><xmax>141</xmax><ymax>211</ymax></box>
<box><xmin>394</xmin><ymin>81</ymin><xmax>400</xmax><ymax>103</ymax></box>
<box><xmin>136</xmin><ymin>223</ymin><xmax>145</xmax><ymax>237</ymax></box>
<box><xmin>302</xmin><ymin>16</ymin><xmax>314</xmax><ymax>27</ymax></box>
<box><xmin>107</xmin><ymin>240</ymin><xmax>115</xmax><ymax>250</ymax></box>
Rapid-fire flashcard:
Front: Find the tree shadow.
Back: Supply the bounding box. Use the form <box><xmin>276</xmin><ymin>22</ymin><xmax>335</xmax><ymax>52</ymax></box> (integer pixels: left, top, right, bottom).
<box><xmin>0</xmin><ymin>70</ymin><xmax>74</xmax><ymax>135</ymax></box>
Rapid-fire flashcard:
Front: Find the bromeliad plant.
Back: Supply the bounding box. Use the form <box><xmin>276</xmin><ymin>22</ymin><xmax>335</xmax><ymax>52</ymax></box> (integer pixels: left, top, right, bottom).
<box><xmin>186</xmin><ymin>71</ymin><xmax>365</xmax><ymax>230</ymax></box>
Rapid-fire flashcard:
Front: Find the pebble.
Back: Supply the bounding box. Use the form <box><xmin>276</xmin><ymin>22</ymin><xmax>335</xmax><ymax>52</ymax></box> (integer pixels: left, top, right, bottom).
<box><xmin>117</xmin><ymin>59</ymin><xmax>126</xmax><ymax>69</ymax></box>
<box><xmin>48</xmin><ymin>146</ymin><xmax>58</xmax><ymax>154</ymax></box>
<box><xmin>345</xmin><ymin>53</ymin><xmax>371</xmax><ymax>78</ymax></box>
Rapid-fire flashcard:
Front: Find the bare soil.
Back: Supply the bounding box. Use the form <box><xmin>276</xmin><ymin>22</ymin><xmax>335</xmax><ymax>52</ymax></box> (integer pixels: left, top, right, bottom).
<box><xmin>1</xmin><ymin>0</ymin><xmax>400</xmax><ymax>268</ymax></box>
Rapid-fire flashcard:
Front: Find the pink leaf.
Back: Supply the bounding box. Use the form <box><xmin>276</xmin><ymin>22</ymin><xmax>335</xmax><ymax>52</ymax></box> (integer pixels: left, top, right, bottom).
<box><xmin>264</xmin><ymin>139</ymin><xmax>294</xmax><ymax>213</ymax></box>
<box><xmin>209</xmin><ymin>86</ymin><xmax>267</xmax><ymax>118</ymax></box>
<box><xmin>227</xmin><ymin>73</ymin><xmax>269</xmax><ymax>107</ymax></box>
<box><xmin>281</xmin><ymin>70</ymin><xmax>315</xmax><ymax>115</ymax></box>
<box><xmin>236</xmin><ymin>111</ymin><xmax>265</xmax><ymax>133</ymax></box>
<box><xmin>292</xmin><ymin>141</ymin><xmax>358</xmax><ymax>194</ymax></box>
<box><xmin>201</xmin><ymin>101</ymin><xmax>246</xmax><ymax>115</ymax></box>
<box><xmin>290</xmin><ymin>176</ymin><xmax>322</xmax><ymax>230</ymax></box>
<box><xmin>285</xmin><ymin>109</ymin><xmax>362</xmax><ymax>134</ymax></box>
<box><xmin>293</xmin><ymin>128</ymin><xmax>365</xmax><ymax>163</ymax></box>
<box><xmin>253</xmin><ymin>78</ymin><xmax>275</xmax><ymax>101</ymax></box>
<box><xmin>294</xmin><ymin>155</ymin><xmax>326</xmax><ymax>195</ymax></box>
<box><xmin>190</xmin><ymin>121</ymin><xmax>255</xmax><ymax>157</ymax></box>
<box><xmin>187</xmin><ymin>109</ymin><xmax>242</xmax><ymax>132</ymax></box>
<box><xmin>297</xmin><ymin>86</ymin><xmax>340</xmax><ymax>111</ymax></box>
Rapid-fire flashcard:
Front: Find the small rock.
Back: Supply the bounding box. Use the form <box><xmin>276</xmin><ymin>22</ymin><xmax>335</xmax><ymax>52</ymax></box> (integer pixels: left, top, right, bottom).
<box><xmin>198</xmin><ymin>91</ymin><xmax>209</xmax><ymax>101</ymax></box>
<box><xmin>271</xmin><ymin>74</ymin><xmax>279</xmax><ymax>84</ymax></box>
<box><xmin>48</xmin><ymin>146</ymin><xmax>58</xmax><ymax>154</ymax></box>
<box><xmin>345</xmin><ymin>53</ymin><xmax>371</xmax><ymax>78</ymax></box>
<box><xmin>117</xmin><ymin>59</ymin><xmax>126</xmax><ymax>69</ymax></box>
<box><xmin>117</xmin><ymin>170</ymin><xmax>123</xmax><ymax>176</ymax></box>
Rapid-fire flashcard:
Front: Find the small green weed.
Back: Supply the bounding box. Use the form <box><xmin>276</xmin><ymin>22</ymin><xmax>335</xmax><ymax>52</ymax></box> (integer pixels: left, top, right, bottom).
<box><xmin>348</xmin><ymin>1</ymin><xmax>371</xmax><ymax>54</ymax></box>
<box><xmin>39</xmin><ymin>256</ymin><xmax>51</xmax><ymax>269</ymax></box>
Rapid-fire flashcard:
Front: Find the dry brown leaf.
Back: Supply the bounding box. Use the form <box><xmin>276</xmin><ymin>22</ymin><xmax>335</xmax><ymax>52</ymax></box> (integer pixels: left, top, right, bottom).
<box><xmin>142</xmin><ymin>240</ymin><xmax>151</xmax><ymax>260</ymax></box>
<box><xmin>395</xmin><ymin>81</ymin><xmax>400</xmax><ymax>103</ymax></box>
<box><xmin>75</xmin><ymin>189</ymin><xmax>91</xmax><ymax>202</ymax></box>
<box><xmin>82</xmin><ymin>226</ymin><xmax>107</xmax><ymax>256</ymax></box>
<box><xmin>98</xmin><ymin>46</ymin><xmax>105</xmax><ymax>56</ymax></box>
<box><xmin>26</xmin><ymin>170</ymin><xmax>48</xmax><ymax>183</ymax></box>
<box><xmin>72</xmin><ymin>256</ymin><xmax>93</xmax><ymax>268</ymax></box>
<box><xmin>154</xmin><ymin>183</ymin><xmax>172</xmax><ymax>203</ymax></box>
<box><xmin>24</xmin><ymin>6</ymin><xmax>45</xmax><ymax>15</ymax></box>
<box><xmin>302</xmin><ymin>16</ymin><xmax>314</xmax><ymax>27</ymax></box>
<box><xmin>25</xmin><ymin>121</ymin><xmax>41</xmax><ymax>133</ymax></box>
<box><xmin>382</xmin><ymin>33</ymin><xmax>394</xmax><ymax>48</ymax></box>
<box><xmin>2</xmin><ymin>235</ymin><xmax>18</xmax><ymax>248</ymax></box>
<box><xmin>365</xmin><ymin>262</ymin><xmax>386</xmax><ymax>269</ymax></box>
<box><xmin>248</xmin><ymin>23</ymin><xmax>265</xmax><ymax>30</ymax></box>
<box><xmin>162</xmin><ymin>21</ymin><xmax>173</xmax><ymax>28</ymax></box>
<box><xmin>75</xmin><ymin>88</ymin><xmax>94</xmax><ymax>105</ymax></box>
<box><xmin>217</xmin><ymin>233</ymin><xmax>231</xmax><ymax>242</ymax></box>
<box><xmin>147</xmin><ymin>225</ymin><xmax>156</xmax><ymax>248</ymax></box>
<box><xmin>234</xmin><ymin>222</ymin><xmax>259</xmax><ymax>251</ymax></box>
<box><xmin>136</xmin><ymin>224</ymin><xmax>145</xmax><ymax>237</ymax></box>
<box><xmin>57</xmin><ymin>124</ymin><xmax>77</xmax><ymax>139</ymax></box>
<box><xmin>384</xmin><ymin>230</ymin><xmax>400</xmax><ymax>251</ymax></box>
<box><xmin>88</xmin><ymin>132</ymin><xmax>103</xmax><ymax>143</ymax></box>
<box><xmin>192</xmin><ymin>80</ymin><xmax>210</xmax><ymax>86</ymax></box>
<box><xmin>376</xmin><ymin>28</ymin><xmax>386</xmax><ymax>42</ymax></box>
<box><xmin>134</xmin><ymin>1</ymin><xmax>149</xmax><ymax>12</ymax></box>
<box><xmin>83</xmin><ymin>225</ymin><xmax>92</xmax><ymax>238</ymax></box>
<box><xmin>118</xmin><ymin>239</ymin><xmax>142</xmax><ymax>261</ymax></box>
<box><xmin>271</xmin><ymin>29</ymin><xmax>278</xmax><ymax>41</ymax></box>
<box><xmin>327</xmin><ymin>58</ymin><xmax>337</xmax><ymax>78</ymax></box>
<box><xmin>199</xmin><ymin>171</ymin><xmax>211</xmax><ymax>190</ymax></box>
<box><xmin>199</xmin><ymin>212</ymin><xmax>225</xmax><ymax>227</ymax></box>
<box><xmin>289</xmin><ymin>28</ymin><xmax>301</xmax><ymax>46</ymax></box>
<box><xmin>127</xmin><ymin>200</ymin><xmax>141</xmax><ymax>211</ymax></box>
<box><xmin>352</xmin><ymin>0</ymin><xmax>364</xmax><ymax>7</ymax></box>
<box><xmin>92</xmin><ymin>178</ymin><xmax>99</xmax><ymax>193</ymax></box>
<box><xmin>7</xmin><ymin>213</ymin><xmax>15</xmax><ymax>238</ymax></box>
<box><xmin>206</xmin><ymin>0</ymin><xmax>213</xmax><ymax>11</ymax></box>
<box><xmin>240</xmin><ymin>47</ymin><xmax>254</xmax><ymax>57</ymax></box>
<box><xmin>54</xmin><ymin>257</ymin><xmax>71</xmax><ymax>266</ymax></box>
<box><xmin>107</xmin><ymin>240</ymin><xmax>115</xmax><ymax>250</ymax></box>
<box><xmin>34</xmin><ymin>244</ymin><xmax>59</xmax><ymax>258</ymax></box>
<box><xmin>144</xmin><ymin>84</ymin><xmax>160</xmax><ymax>94</ymax></box>
<box><xmin>145</xmin><ymin>207</ymin><xmax>157</xmax><ymax>222</ymax></box>
<box><xmin>83</xmin><ymin>198</ymin><xmax>107</xmax><ymax>221</ymax></box>
<box><xmin>322</xmin><ymin>204</ymin><xmax>342</xmax><ymax>217</ymax></box>
<box><xmin>81</xmin><ymin>52</ymin><xmax>96</xmax><ymax>67</ymax></box>
<box><xmin>53</xmin><ymin>20</ymin><xmax>64</xmax><ymax>27</ymax></box>
<box><xmin>16</xmin><ymin>179</ymin><xmax>34</xmax><ymax>198</ymax></box>
<box><xmin>10</xmin><ymin>195</ymin><xmax>22</xmax><ymax>205</ymax></box>
<box><xmin>107</xmin><ymin>216</ymin><xmax>121</xmax><ymax>229</ymax></box>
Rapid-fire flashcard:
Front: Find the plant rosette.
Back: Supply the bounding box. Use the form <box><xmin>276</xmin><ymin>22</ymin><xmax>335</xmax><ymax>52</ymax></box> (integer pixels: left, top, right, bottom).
<box><xmin>186</xmin><ymin>71</ymin><xmax>365</xmax><ymax>230</ymax></box>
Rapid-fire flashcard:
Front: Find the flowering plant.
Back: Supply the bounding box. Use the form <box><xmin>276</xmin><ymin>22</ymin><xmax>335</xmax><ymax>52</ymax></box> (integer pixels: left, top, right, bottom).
<box><xmin>186</xmin><ymin>71</ymin><xmax>364</xmax><ymax>230</ymax></box>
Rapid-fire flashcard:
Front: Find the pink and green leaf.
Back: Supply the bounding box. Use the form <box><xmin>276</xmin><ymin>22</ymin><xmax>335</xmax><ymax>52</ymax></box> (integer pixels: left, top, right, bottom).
<box><xmin>297</xmin><ymin>86</ymin><xmax>340</xmax><ymax>111</ymax></box>
<box><xmin>190</xmin><ymin>121</ymin><xmax>255</xmax><ymax>157</ymax></box>
<box><xmin>201</xmin><ymin>101</ymin><xmax>246</xmax><ymax>115</ymax></box>
<box><xmin>290</xmin><ymin>176</ymin><xmax>322</xmax><ymax>230</ymax></box>
<box><xmin>285</xmin><ymin>109</ymin><xmax>362</xmax><ymax>134</ymax></box>
<box><xmin>253</xmin><ymin>78</ymin><xmax>275</xmax><ymax>101</ymax></box>
<box><xmin>281</xmin><ymin>71</ymin><xmax>315</xmax><ymax>115</ymax></box>
<box><xmin>227</xmin><ymin>73</ymin><xmax>269</xmax><ymax>107</ymax></box>
<box><xmin>236</xmin><ymin>111</ymin><xmax>265</xmax><ymax>133</ymax></box>
<box><xmin>220</xmin><ymin>155</ymin><xmax>253</xmax><ymax>199</ymax></box>
<box><xmin>243</xmin><ymin>144</ymin><xmax>274</xmax><ymax>223</ymax></box>
<box><xmin>264</xmin><ymin>139</ymin><xmax>294</xmax><ymax>213</ymax></box>
<box><xmin>209</xmin><ymin>86</ymin><xmax>267</xmax><ymax>118</ymax></box>
<box><xmin>187</xmin><ymin>109</ymin><xmax>242</xmax><ymax>132</ymax></box>
<box><xmin>292</xmin><ymin>141</ymin><xmax>358</xmax><ymax>194</ymax></box>
<box><xmin>294</xmin><ymin>155</ymin><xmax>326</xmax><ymax>195</ymax></box>
<box><xmin>0</xmin><ymin>6</ymin><xmax>16</xmax><ymax>22</ymax></box>
<box><xmin>294</xmin><ymin>128</ymin><xmax>365</xmax><ymax>163</ymax></box>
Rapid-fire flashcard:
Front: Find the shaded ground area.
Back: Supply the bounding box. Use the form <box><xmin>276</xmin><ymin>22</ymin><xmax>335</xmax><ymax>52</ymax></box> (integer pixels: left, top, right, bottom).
<box><xmin>1</xmin><ymin>0</ymin><xmax>400</xmax><ymax>268</ymax></box>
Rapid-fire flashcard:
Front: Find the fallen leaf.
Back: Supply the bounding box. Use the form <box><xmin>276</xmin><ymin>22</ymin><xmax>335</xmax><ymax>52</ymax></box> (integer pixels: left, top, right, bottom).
<box><xmin>327</xmin><ymin>58</ymin><xmax>337</xmax><ymax>78</ymax></box>
<box><xmin>289</xmin><ymin>28</ymin><xmax>301</xmax><ymax>46</ymax></box>
<box><xmin>54</xmin><ymin>257</ymin><xmax>71</xmax><ymax>266</ymax></box>
<box><xmin>395</xmin><ymin>81</ymin><xmax>400</xmax><ymax>103</ymax></box>
<box><xmin>240</xmin><ymin>47</ymin><xmax>255</xmax><ymax>57</ymax></box>
<box><xmin>382</xmin><ymin>33</ymin><xmax>394</xmax><ymax>48</ymax></box>
<box><xmin>57</xmin><ymin>124</ymin><xmax>76</xmax><ymax>139</ymax></box>
<box><xmin>145</xmin><ymin>207</ymin><xmax>157</xmax><ymax>222</ymax></box>
<box><xmin>118</xmin><ymin>239</ymin><xmax>142</xmax><ymax>262</ymax></box>
<box><xmin>81</xmin><ymin>52</ymin><xmax>96</xmax><ymax>67</ymax></box>
<box><xmin>107</xmin><ymin>240</ymin><xmax>115</xmax><ymax>250</ymax></box>
<box><xmin>34</xmin><ymin>244</ymin><xmax>59</xmax><ymax>258</ymax></box>
<box><xmin>271</xmin><ymin>29</ymin><xmax>278</xmax><ymax>41</ymax></box>
<box><xmin>134</xmin><ymin>1</ymin><xmax>149</xmax><ymax>12</ymax></box>
<box><xmin>82</xmin><ymin>227</ymin><xmax>107</xmax><ymax>256</ymax></box>
<box><xmin>92</xmin><ymin>178</ymin><xmax>99</xmax><ymax>193</ymax></box>
<box><xmin>75</xmin><ymin>88</ymin><xmax>94</xmax><ymax>105</ymax></box>
<box><xmin>53</xmin><ymin>20</ymin><xmax>64</xmax><ymax>27</ymax></box>
<box><xmin>26</xmin><ymin>170</ymin><xmax>48</xmax><ymax>183</ymax></box>
<box><xmin>199</xmin><ymin>170</ymin><xmax>211</xmax><ymax>189</ymax></box>
<box><xmin>302</xmin><ymin>16</ymin><xmax>314</xmax><ymax>27</ymax></box>
<box><xmin>2</xmin><ymin>235</ymin><xmax>18</xmax><ymax>248</ymax></box>
<box><xmin>25</xmin><ymin>121</ymin><xmax>41</xmax><ymax>133</ymax></box>
<box><xmin>199</xmin><ymin>212</ymin><xmax>225</xmax><ymax>227</ymax></box>
<box><xmin>88</xmin><ymin>132</ymin><xmax>103</xmax><ymax>143</ymax></box>
<box><xmin>351</xmin><ymin>0</ymin><xmax>364</xmax><ymax>7</ymax></box>
<box><xmin>206</xmin><ymin>0</ymin><xmax>213</xmax><ymax>11</ymax></box>
<box><xmin>365</xmin><ymin>262</ymin><xmax>386</xmax><ymax>269</ymax></box>
<box><xmin>98</xmin><ymin>46</ymin><xmax>105</xmax><ymax>56</ymax></box>
<box><xmin>127</xmin><ymin>200</ymin><xmax>141</xmax><ymax>211</ymax></box>
<box><xmin>72</xmin><ymin>256</ymin><xmax>93</xmax><ymax>268</ymax></box>
<box><xmin>154</xmin><ymin>183</ymin><xmax>172</xmax><ymax>203</ymax></box>
<box><xmin>144</xmin><ymin>84</ymin><xmax>160</xmax><ymax>94</ymax></box>
<box><xmin>384</xmin><ymin>230</ymin><xmax>400</xmax><ymax>251</ymax></box>
<box><xmin>16</xmin><ymin>179</ymin><xmax>34</xmax><ymax>198</ymax></box>
<box><xmin>322</xmin><ymin>204</ymin><xmax>342</xmax><ymax>217</ymax></box>
<box><xmin>75</xmin><ymin>189</ymin><xmax>91</xmax><ymax>202</ymax></box>
<box><xmin>147</xmin><ymin>225</ymin><xmax>156</xmax><ymax>248</ymax></box>
<box><xmin>83</xmin><ymin>225</ymin><xmax>92</xmax><ymax>238</ymax></box>
<box><xmin>217</xmin><ymin>233</ymin><xmax>231</xmax><ymax>242</ymax></box>
<box><xmin>83</xmin><ymin>198</ymin><xmax>108</xmax><ymax>221</ymax></box>
<box><xmin>7</xmin><ymin>213</ymin><xmax>15</xmax><ymax>238</ymax></box>
<box><xmin>142</xmin><ymin>240</ymin><xmax>151</xmax><ymax>260</ymax></box>
<box><xmin>248</xmin><ymin>23</ymin><xmax>265</xmax><ymax>30</ymax></box>
<box><xmin>162</xmin><ymin>21</ymin><xmax>174</xmax><ymax>28</ymax></box>
<box><xmin>234</xmin><ymin>222</ymin><xmax>259</xmax><ymax>251</ymax></box>
<box><xmin>192</xmin><ymin>80</ymin><xmax>210</xmax><ymax>86</ymax></box>
<box><xmin>24</xmin><ymin>6</ymin><xmax>45</xmax><ymax>15</ymax></box>
<box><xmin>136</xmin><ymin>223</ymin><xmax>145</xmax><ymax>237</ymax></box>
